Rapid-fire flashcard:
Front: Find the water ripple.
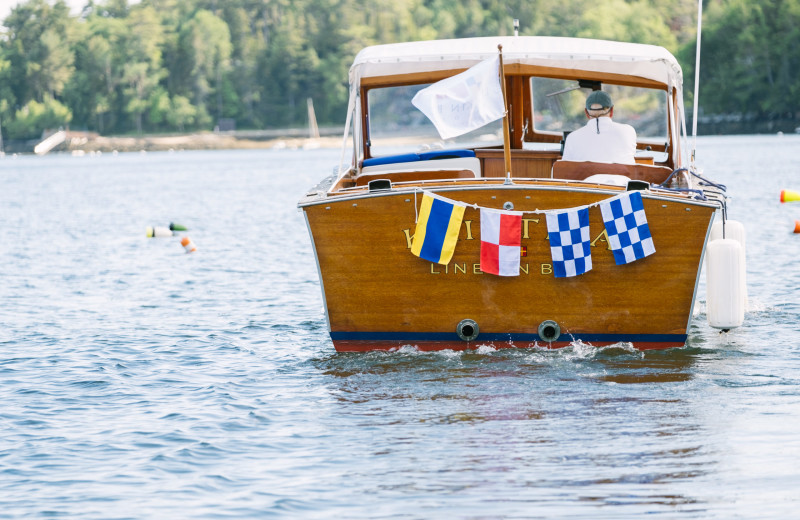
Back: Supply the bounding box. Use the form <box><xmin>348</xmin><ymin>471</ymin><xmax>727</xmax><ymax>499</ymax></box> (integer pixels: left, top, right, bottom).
<box><xmin>1</xmin><ymin>143</ymin><xmax>799</xmax><ymax>518</ymax></box>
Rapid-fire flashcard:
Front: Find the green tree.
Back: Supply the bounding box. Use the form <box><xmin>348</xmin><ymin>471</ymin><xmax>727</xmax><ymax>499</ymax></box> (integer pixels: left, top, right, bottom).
<box><xmin>2</xmin><ymin>0</ymin><xmax>76</xmax><ymax>105</ymax></box>
<box><xmin>694</xmin><ymin>0</ymin><xmax>800</xmax><ymax>119</ymax></box>
<box><xmin>63</xmin><ymin>25</ymin><xmax>109</xmax><ymax>131</ymax></box>
<box><xmin>123</xmin><ymin>5</ymin><xmax>167</xmax><ymax>132</ymax></box>
<box><xmin>176</xmin><ymin>10</ymin><xmax>233</xmax><ymax>123</ymax></box>
<box><xmin>147</xmin><ymin>87</ymin><xmax>171</xmax><ymax>127</ymax></box>
<box><xmin>575</xmin><ymin>0</ymin><xmax>677</xmax><ymax>49</ymax></box>
<box><xmin>5</xmin><ymin>0</ymin><xmax>796</xmax><ymax>138</ymax></box>
<box><xmin>167</xmin><ymin>94</ymin><xmax>198</xmax><ymax>131</ymax></box>
<box><xmin>79</xmin><ymin>15</ymin><xmax>129</xmax><ymax>132</ymax></box>
<box><xmin>5</xmin><ymin>96</ymin><xmax>72</xmax><ymax>139</ymax></box>
<box><xmin>213</xmin><ymin>4</ymin><xmax>264</xmax><ymax>127</ymax></box>
<box><xmin>0</xmin><ymin>56</ymin><xmax>17</xmax><ymax>138</ymax></box>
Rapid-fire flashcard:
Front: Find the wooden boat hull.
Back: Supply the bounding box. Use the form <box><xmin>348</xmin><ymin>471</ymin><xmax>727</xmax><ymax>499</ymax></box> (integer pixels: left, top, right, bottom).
<box><xmin>301</xmin><ymin>184</ymin><xmax>716</xmax><ymax>351</ymax></box>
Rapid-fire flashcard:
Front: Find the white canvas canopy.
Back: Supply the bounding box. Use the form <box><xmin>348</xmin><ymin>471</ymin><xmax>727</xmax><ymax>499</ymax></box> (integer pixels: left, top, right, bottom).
<box><xmin>350</xmin><ymin>36</ymin><xmax>683</xmax><ymax>89</ymax></box>
<box><xmin>336</xmin><ymin>36</ymin><xmax>686</xmax><ymax>178</ymax></box>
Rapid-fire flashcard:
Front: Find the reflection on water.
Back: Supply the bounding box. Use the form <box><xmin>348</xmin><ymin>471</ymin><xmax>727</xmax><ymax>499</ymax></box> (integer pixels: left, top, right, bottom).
<box><xmin>594</xmin><ymin>347</ymin><xmax>698</xmax><ymax>384</ymax></box>
<box><xmin>311</xmin><ymin>342</ymin><xmax>715</xmax><ymax>515</ymax></box>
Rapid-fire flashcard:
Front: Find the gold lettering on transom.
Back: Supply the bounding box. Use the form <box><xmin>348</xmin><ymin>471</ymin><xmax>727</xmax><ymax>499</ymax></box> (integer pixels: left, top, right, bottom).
<box><xmin>403</xmin><ymin>229</ymin><xmax>413</xmax><ymax>249</ymax></box>
<box><xmin>522</xmin><ymin>218</ymin><xmax>540</xmax><ymax>239</ymax></box>
<box><xmin>591</xmin><ymin>229</ymin><xmax>611</xmax><ymax>250</ymax></box>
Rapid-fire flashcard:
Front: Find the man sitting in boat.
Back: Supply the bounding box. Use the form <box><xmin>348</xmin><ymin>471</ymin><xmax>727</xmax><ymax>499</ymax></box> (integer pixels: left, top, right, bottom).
<box><xmin>561</xmin><ymin>91</ymin><xmax>637</xmax><ymax>164</ymax></box>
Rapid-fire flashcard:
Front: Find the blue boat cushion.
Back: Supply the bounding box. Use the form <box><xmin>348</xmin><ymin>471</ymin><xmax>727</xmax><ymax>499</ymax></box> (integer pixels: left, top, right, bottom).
<box><xmin>362</xmin><ymin>153</ymin><xmax>420</xmax><ymax>167</ymax></box>
<box><xmin>362</xmin><ymin>149</ymin><xmax>475</xmax><ymax>168</ymax></box>
<box><xmin>418</xmin><ymin>150</ymin><xmax>476</xmax><ymax>161</ymax></box>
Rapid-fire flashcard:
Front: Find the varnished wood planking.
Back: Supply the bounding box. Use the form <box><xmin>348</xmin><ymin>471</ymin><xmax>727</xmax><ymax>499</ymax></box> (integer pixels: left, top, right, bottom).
<box><xmin>304</xmin><ymin>188</ymin><xmax>714</xmax><ymax>337</ymax></box>
<box><xmin>476</xmin><ymin>150</ymin><xmax>560</xmax><ymax>178</ymax></box>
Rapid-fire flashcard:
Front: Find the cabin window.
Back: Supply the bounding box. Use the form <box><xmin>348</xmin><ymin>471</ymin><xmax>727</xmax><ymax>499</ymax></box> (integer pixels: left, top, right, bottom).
<box><xmin>530</xmin><ymin>77</ymin><xmax>668</xmax><ymax>152</ymax></box>
<box><xmin>366</xmin><ymin>84</ymin><xmax>503</xmax><ymax>156</ymax></box>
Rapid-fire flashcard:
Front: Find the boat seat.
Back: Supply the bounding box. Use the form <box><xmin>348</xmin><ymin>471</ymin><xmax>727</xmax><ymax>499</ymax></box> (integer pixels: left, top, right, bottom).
<box><xmin>355</xmin><ymin>169</ymin><xmax>477</xmax><ymax>186</ymax></box>
<box><xmin>356</xmin><ymin>156</ymin><xmax>481</xmax><ymax>186</ymax></box>
<box><xmin>583</xmin><ymin>174</ymin><xmax>631</xmax><ymax>186</ymax></box>
<box><xmin>552</xmin><ymin>160</ymin><xmax>672</xmax><ymax>185</ymax></box>
<box><xmin>360</xmin><ymin>154</ymin><xmax>479</xmax><ymax>174</ymax></box>
<box><xmin>361</xmin><ymin>153</ymin><xmax>420</xmax><ymax>167</ymax></box>
<box><xmin>418</xmin><ymin>149</ymin><xmax>476</xmax><ymax>160</ymax></box>
<box><xmin>361</xmin><ymin>149</ymin><xmax>475</xmax><ymax>168</ymax></box>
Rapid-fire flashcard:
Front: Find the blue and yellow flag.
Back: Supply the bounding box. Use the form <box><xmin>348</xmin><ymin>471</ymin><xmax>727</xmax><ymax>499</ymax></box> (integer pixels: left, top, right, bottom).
<box><xmin>411</xmin><ymin>192</ymin><xmax>466</xmax><ymax>264</ymax></box>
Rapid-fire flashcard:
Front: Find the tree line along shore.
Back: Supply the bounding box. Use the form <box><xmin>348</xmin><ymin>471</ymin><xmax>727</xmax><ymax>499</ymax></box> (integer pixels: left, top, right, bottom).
<box><xmin>1</xmin><ymin>0</ymin><xmax>799</xmax><ymax>146</ymax></box>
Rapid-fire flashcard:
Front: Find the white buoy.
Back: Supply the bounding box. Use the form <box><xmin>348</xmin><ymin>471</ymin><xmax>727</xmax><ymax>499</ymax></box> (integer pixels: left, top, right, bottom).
<box><xmin>146</xmin><ymin>226</ymin><xmax>173</xmax><ymax>238</ymax></box>
<box><xmin>709</xmin><ymin>218</ymin><xmax>747</xmax><ymax>312</ymax></box>
<box><xmin>706</xmin><ymin>238</ymin><xmax>744</xmax><ymax>329</ymax></box>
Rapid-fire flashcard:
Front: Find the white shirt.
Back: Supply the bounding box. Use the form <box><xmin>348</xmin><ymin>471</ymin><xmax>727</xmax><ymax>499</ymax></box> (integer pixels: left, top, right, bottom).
<box><xmin>562</xmin><ymin>116</ymin><xmax>637</xmax><ymax>164</ymax></box>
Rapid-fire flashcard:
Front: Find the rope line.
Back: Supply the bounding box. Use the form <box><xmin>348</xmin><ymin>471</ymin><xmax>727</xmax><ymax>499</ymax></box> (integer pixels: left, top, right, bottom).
<box><xmin>658</xmin><ymin>167</ymin><xmax>726</xmax><ymax>197</ymax></box>
<box><xmin>415</xmin><ymin>187</ymin><xmax>628</xmax><ymax>215</ymax></box>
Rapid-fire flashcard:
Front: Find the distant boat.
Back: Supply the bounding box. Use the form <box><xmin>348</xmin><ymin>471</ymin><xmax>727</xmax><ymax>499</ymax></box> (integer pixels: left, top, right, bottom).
<box><xmin>307</xmin><ymin>98</ymin><xmax>320</xmax><ymax>139</ymax></box>
<box><xmin>298</xmin><ymin>36</ymin><xmax>742</xmax><ymax>352</ymax></box>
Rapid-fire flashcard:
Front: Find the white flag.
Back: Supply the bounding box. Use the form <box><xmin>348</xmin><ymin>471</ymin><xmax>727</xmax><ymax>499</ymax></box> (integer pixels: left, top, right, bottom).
<box><xmin>411</xmin><ymin>56</ymin><xmax>505</xmax><ymax>140</ymax></box>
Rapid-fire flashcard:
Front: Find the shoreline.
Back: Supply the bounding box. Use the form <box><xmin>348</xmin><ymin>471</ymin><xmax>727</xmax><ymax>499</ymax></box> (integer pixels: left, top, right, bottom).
<box><xmin>3</xmin><ymin>130</ymin><xmax>345</xmax><ymax>155</ymax></box>
<box><xmin>6</xmin><ymin>127</ymin><xmax>800</xmax><ymax>157</ymax></box>
<box><xmin>76</xmin><ymin>133</ymin><xmax>343</xmax><ymax>153</ymax></box>
<box><xmin>71</xmin><ymin>132</ymin><xmax>344</xmax><ymax>154</ymax></box>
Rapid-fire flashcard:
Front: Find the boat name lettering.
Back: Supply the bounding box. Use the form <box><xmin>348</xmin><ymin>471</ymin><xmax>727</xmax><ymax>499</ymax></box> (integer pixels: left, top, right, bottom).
<box><xmin>430</xmin><ymin>263</ymin><xmax>553</xmax><ymax>276</ymax></box>
<box><xmin>522</xmin><ymin>218</ymin><xmax>540</xmax><ymax>239</ymax></box>
<box><xmin>591</xmin><ymin>228</ymin><xmax>611</xmax><ymax>250</ymax></box>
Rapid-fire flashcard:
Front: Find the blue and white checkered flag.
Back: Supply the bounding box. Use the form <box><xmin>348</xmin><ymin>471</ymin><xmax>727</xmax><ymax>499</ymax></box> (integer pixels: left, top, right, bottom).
<box><xmin>599</xmin><ymin>191</ymin><xmax>655</xmax><ymax>265</ymax></box>
<box><xmin>546</xmin><ymin>207</ymin><xmax>592</xmax><ymax>277</ymax></box>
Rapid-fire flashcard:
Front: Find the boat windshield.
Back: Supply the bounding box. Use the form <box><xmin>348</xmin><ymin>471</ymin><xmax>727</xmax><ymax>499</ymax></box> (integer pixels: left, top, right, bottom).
<box><xmin>530</xmin><ymin>77</ymin><xmax>668</xmax><ymax>154</ymax></box>
<box><xmin>365</xmin><ymin>77</ymin><xmax>669</xmax><ymax>160</ymax></box>
<box><xmin>366</xmin><ymin>83</ymin><xmax>504</xmax><ymax>156</ymax></box>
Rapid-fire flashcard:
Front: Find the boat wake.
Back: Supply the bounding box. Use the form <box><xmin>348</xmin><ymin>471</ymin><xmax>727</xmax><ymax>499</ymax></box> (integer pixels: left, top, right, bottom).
<box><xmin>329</xmin><ymin>340</ymin><xmax>647</xmax><ymax>362</ymax></box>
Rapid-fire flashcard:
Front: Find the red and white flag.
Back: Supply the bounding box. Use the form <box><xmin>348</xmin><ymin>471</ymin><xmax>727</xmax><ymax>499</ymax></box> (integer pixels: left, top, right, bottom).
<box><xmin>480</xmin><ymin>208</ymin><xmax>522</xmax><ymax>276</ymax></box>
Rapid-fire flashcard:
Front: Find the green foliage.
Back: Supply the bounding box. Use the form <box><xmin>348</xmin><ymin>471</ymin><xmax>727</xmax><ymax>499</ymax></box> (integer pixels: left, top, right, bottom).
<box><xmin>0</xmin><ymin>0</ymin><xmax>797</xmax><ymax>139</ymax></box>
<box><xmin>166</xmin><ymin>94</ymin><xmax>199</xmax><ymax>131</ymax></box>
<box><xmin>3</xmin><ymin>0</ymin><xmax>75</xmax><ymax>105</ymax></box>
<box><xmin>6</xmin><ymin>96</ymin><xmax>72</xmax><ymax>138</ymax></box>
<box><xmin>688</xmin><ymin>0</ymin><xmax>800</xmax><ymax>118</ymax></box>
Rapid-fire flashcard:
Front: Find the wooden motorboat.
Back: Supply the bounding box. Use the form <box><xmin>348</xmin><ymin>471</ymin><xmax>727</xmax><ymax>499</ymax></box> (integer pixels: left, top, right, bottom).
<box><xmin>298</xmin><ymin>36</ymin><xmax>736</xmax><ymax>352</ymax></box>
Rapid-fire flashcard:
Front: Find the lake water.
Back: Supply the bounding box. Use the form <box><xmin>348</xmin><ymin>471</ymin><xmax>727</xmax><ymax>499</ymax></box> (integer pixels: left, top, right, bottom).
<box><xmin>1</xmin><ymin>135</ymin><xmax>799</xmax><ymax>519</ymax></box>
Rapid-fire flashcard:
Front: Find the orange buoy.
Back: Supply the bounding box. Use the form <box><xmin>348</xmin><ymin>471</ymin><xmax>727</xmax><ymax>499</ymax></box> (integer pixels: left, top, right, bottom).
<box><xmin>794</xmin><ymin>220</ymin><xmax>800</xmax><ymax>234</ymax></box>
<box><xmin>180</xmin><ymin>236</ymin><xmax>197</xmax><ymax>253</ymax></box>
<box><xmin>780</xmin><ymin>189</ymin><xmax>800</xmax><ymax>203</ymax></box>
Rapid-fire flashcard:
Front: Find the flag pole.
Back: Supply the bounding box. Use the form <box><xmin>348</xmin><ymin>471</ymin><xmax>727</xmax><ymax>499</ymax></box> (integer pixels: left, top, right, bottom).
<box><xmin>498</xmin><ymin>44</ymin><xmax>512</xmax><ymax>184</ymax></box>
<box><xmin>690</xmin><ymin>0</ymin><xmax>703</xmax><ymax>170</ymax></box>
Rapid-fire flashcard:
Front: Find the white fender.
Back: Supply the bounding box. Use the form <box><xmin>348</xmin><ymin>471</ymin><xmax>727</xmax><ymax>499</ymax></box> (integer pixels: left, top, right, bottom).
<box><xmin>706</xmin><ymin>238</ymin><xmax>745</xmax><ymax>329</ymax></box>
<box><xmin>709</xmin><ymin>218</ymin><xmax>747</xmax><ymax>311</ymax></box>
